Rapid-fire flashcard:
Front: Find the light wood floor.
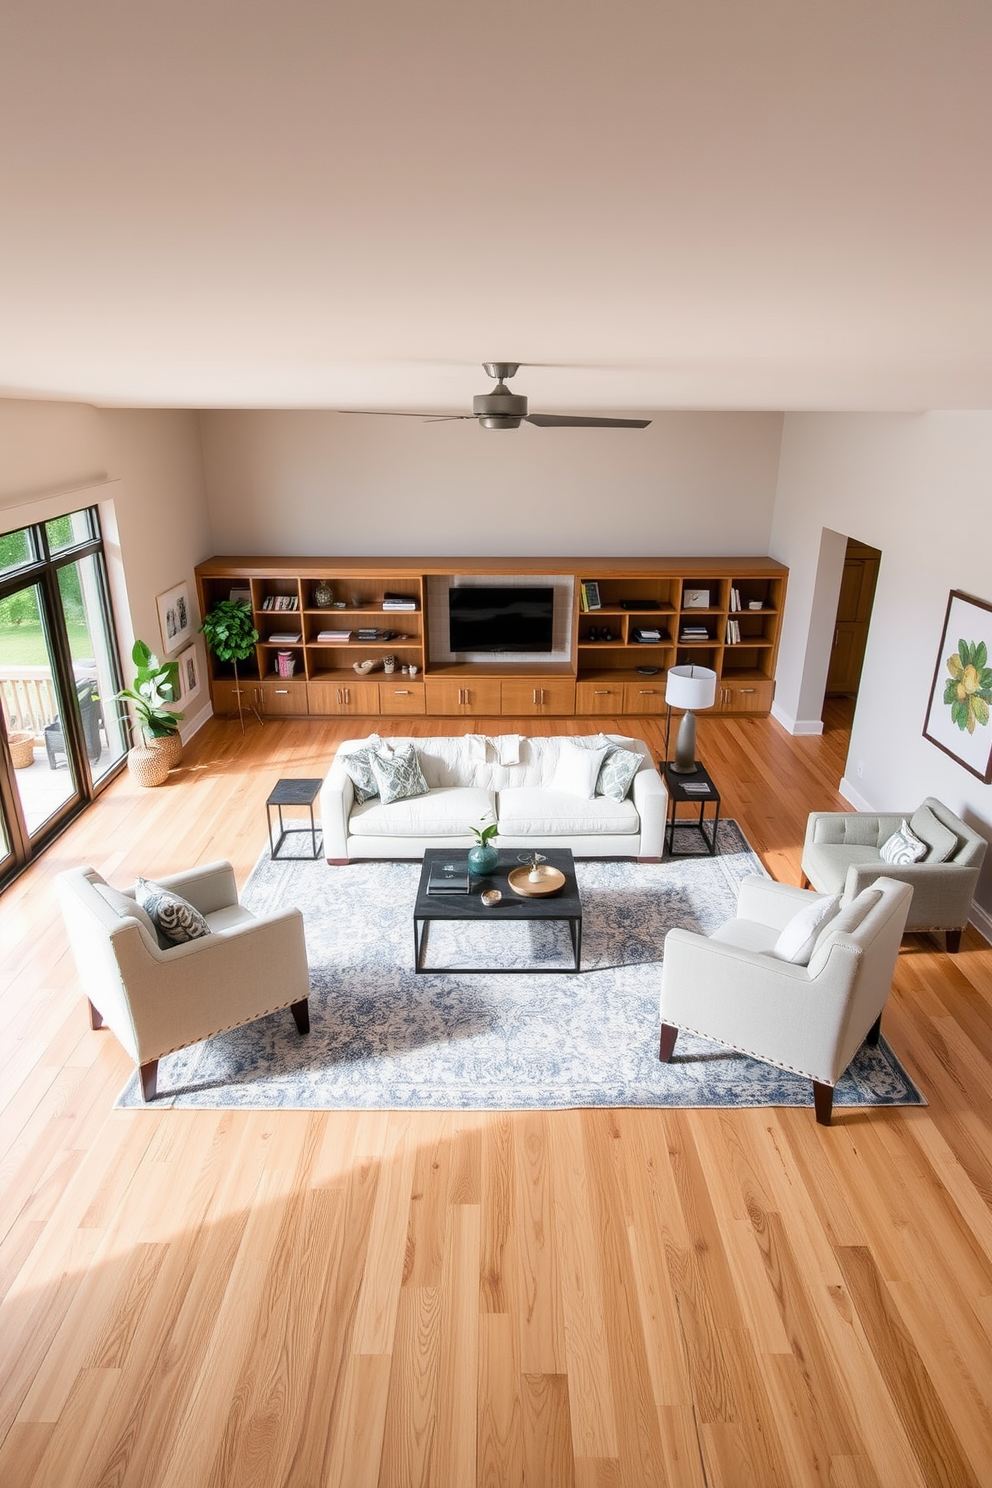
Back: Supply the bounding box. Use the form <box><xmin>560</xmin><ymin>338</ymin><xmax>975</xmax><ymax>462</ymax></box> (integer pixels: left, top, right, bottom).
<box><xmin>2</xmin><ymin>706</ymin><xmax>991</xmax><ymax>1487</ymax></box>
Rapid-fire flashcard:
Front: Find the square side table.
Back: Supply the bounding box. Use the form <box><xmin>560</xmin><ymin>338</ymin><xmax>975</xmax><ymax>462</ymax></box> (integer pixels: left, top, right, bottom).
<box><xmin>266</xmin><ymin>777</ymin><xmax>324</xmax><ymax>860</ymax></box>
<box><xmin>662</xmin><ymin>762</ymin><xmax>721</xmax><ymax>857</ymax></box>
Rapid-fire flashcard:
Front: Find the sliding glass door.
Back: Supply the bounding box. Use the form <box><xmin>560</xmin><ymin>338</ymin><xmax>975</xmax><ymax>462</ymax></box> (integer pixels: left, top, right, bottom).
<box><xmin>0</xmin><ymin>508</ymin><xmax>127</xmax><ymax>887</ymax></box>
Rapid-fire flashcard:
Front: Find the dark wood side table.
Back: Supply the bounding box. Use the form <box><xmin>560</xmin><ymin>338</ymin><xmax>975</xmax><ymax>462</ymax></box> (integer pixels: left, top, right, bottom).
<box><xmin>266</xmin><ymin>777</ymin><xmax>324</xmax><ymax>859</ymax></box>
<box><xmin>662</xmin><ymin>762</ymin><xmax>721</xmax><ymax>857</ymax></box>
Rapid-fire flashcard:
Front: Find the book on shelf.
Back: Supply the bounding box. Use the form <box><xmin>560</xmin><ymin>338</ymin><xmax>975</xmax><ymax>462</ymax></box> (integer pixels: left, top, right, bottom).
<box><xmin>580</xmin><ymin>580</ymin><xmax>601</xmax><ymax>611</ymax></box>
<box><xmin>680</xmin><ymin>781</ymin><xmax>711</xmax><ymax>794</ymax></box>
<box><xmin>426</xmin><ymin>860</ymin><xmax>471</xmax><ymax>894</ymax></box>
<box><xmin>267</xmin><ymin>632</ymin><xmax>301</xmax><ymax>643</ymax></box>
<box><xmin>730</xmin><ymin>587</ymin><xmax>741</xmax><ymax>611</ymax></box>
<box><xmin>632</xmin><ymin>628</ymin><xmax>662</xmax><ymax>643</ymax></box>
<box><xmin>382</xmin><ymin>593</ymin><xmax>417</xmax><ymax>609</ymax></box>
<box><xmin>317</xmin><ymin>630</ymin><xmax>353</xmax><ymax>641</ymax></box>
<box><xmin>725</xmin><ymin>618</ymin><xmax>740</xmax><ymax>644</ymax></box>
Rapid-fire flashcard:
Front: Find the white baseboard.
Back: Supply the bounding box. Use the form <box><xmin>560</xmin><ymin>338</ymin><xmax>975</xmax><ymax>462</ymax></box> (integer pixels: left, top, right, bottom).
<box><xmin>771</xmin><ymin>702</ymin><xmax>823</xmax><ymax>736</ymax></box>
<box><xmin>838</xmin><ymin>777</ymin><xmax>873</xmax><ymax>811</ymax></box>
<box><xmin>179</xmin><ymin>699</ymin><xmax>213</xmax><ymax>742</ymax></box>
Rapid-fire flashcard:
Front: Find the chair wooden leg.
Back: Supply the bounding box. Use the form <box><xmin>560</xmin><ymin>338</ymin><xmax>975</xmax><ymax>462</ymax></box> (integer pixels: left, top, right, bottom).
<box><xmin>812</xmin><ymin>1080</ymin><xmax>834</xmax><ymax>1125</ymax></box>
<box><xmin>659</xmin><ymin>1023</ymin><xmax>679</xmax><ymax>1062</ymax></box>
<box><xmin>865</xmin><ymin>1013</ymin><xmax>882</xmax><ymax>1047</ymax></box>
<box><xmin>945</xmin><ymin>928</ymin><xmax>963</xmax><ymax>953</ymax></box>
<box><xmin>291</xmin><ymin>998</ymin><xmax>310</xmax><ymax>1035</ymax></box>
<box><xmin>139</xmin><ymin>1060</ymin><xmax>159</xmax><ymax>1102</ymax></box>
<box><xmin>88</xmin><ymin>999</ymin><xmax>105</xmax><ymax>1030</ymax></box>
<box><xmin>800</xmin><ymin>873</ymin><xmax>811</xmax><ymax>889</ymax></box>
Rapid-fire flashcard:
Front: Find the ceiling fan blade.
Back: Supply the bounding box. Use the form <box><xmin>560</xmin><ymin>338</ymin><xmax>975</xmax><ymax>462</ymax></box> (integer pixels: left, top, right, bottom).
<box><xmin>525</xmin><ymin>414</ymin><xmax>652</xmax><ymax>429</ymax></box>
<box><xmin>335</xmin><ymin>409</ymin><xmax>473</xmax><ymax>421</ymax></box>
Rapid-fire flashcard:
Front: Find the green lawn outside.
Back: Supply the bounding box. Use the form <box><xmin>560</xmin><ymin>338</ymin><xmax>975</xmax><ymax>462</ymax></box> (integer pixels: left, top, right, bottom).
<box><xmin>0</xmin><ymin>623</ymin><xmax>93</xmax><ymax>666</ymax></box>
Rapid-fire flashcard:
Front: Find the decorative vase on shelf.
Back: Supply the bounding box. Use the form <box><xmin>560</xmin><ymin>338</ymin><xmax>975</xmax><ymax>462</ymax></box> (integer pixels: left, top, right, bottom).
<box><xmin>468</xmin><ymin>841</ymin><xmax>499</xmax><ymax>878</ymax></box>
<box><xmin>312</xmin><ymin>580</ymin><xmax>335</xmax><ymax>608</ymax></box>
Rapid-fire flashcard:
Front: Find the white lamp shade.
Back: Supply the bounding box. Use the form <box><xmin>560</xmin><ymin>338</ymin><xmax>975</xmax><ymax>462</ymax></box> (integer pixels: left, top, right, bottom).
<box><xmin>665</xmin><ymin>664</ymin><xmax>717</xmax><ymax>711</ymax></box>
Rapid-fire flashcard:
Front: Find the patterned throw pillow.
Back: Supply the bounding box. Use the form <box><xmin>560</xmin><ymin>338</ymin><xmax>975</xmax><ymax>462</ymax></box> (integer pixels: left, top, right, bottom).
<box><xmin>134</xmin><ymin>878</ymin><xmax>211</xmax><ymax>945</ymax></box>
<box><xmin>340</xmin><ymin>735</ymin><xmax>387</xmax><ymax>803</ymax></box>
<box><xmin>596</xmin><ymin>746</ymin><xmax>642</xmax><ymax>802</ymax></box>
<box><xmin>879</xmin><ymin>819</ymin><xmax>928</xmax><ymax>866</ymax></box>
<box><xmin>370</xmin><ymin>744</ymin><xmax>430</xmax><ymax>805</ymax></box>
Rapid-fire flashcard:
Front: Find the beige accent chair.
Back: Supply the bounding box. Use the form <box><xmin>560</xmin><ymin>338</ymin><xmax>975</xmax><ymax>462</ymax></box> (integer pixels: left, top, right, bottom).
<box><xmin>800</xmin><ymin>797</ymin><xmax>987</xmax><ymax>952</ymax></box>
<box><xmin>659</xmin><ymin>875</ymin><xmax>913</xmax><ymax>1124</ymax></box>
<box><xmin>58</xmin><ymin>860</ymin><xmax>311</xmax><ymax>1101</ymax></box>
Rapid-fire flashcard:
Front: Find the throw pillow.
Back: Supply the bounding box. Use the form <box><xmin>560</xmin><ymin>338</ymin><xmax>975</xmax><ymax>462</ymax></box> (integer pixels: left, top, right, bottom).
<box><xmin>340</xmin><ymin>734</ymin><xmax>385</xmax><ymax>803</ymax></box>
<box><xmin>596</xmin><ymin>746</ymin><xmax>642</xmax><ymax>802</ymax></box>
<box><xmin>370</xmin><ymin>744</ymin><xmax>430</xmax><ymax>805</ymax></box>
<box><xmin>134</xmin><ymin>878</ymin><xmax>211</xmax><ymax>945</ymax></box>
<box><xmin>551</xmin><ymin>738</ymin><xmax>610</xmax><ymax>799</ymax></box>
<box><xmin>909</xmin><ymin>805</ymin><xmax>959</xmax><ymax>864</ymax></box>
<box><xmin>879</xmin><ymin>819</ymin><xmax>928</xmax><ymax>865</ymax></box>
<box><xmin>770</xmin><ymin>893</ymin><xmax>841</xmax><ymax>965</ymax></box>
<box><xmin>811</xmin><ymin>888</ymin><xmax>883</xmax><ymax>954</ymax></box>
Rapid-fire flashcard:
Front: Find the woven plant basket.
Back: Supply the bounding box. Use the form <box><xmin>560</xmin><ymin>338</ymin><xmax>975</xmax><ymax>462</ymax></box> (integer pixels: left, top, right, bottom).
<box><xmin>127</xmin><ymin>745</ymin><xmax>171</xmax><ymax>788</ymax></box>
<box><xmin>9</xmin><ymin>730</ymin><xmax>35</xmax><ymax>769</ymax></box>
<box><xmin>150</xmin><ymin>733</ymin><xmax>182</xmax><ymax>770</ymax></box>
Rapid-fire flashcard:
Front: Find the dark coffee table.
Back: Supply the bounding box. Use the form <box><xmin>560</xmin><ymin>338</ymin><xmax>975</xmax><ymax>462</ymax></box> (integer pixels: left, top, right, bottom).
<box><xmin>413</xmin><ymin>848</ymin><xmax>582</xmax><ymax>974</ymax></box>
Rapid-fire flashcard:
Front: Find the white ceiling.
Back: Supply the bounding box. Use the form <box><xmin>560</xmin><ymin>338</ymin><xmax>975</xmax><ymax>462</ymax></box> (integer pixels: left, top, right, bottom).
<box><xmin>1</xmin><ymin>0</ymin><xmax>990</xmax><ymax>413</ymax></box>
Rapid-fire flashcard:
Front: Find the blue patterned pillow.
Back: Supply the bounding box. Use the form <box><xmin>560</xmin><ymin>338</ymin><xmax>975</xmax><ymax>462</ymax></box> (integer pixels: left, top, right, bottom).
<box><xmin>596</xmin><ymin>746</ymin><xmax>642</xmax><ymax>802</ymax></box>
<box><xmin>340</xmin><ymin>735</ymin><xmax>387</xmax><ymax>803</ymax></box>
<box><xmin>135</xmin><ymin>878</ymin><xmax>211</xmax><ymax>945</ymax></box>
<box><xmin>370</xmin><ymin>744</ymin><xmax>430</xmax><ymax>805</ymax></box>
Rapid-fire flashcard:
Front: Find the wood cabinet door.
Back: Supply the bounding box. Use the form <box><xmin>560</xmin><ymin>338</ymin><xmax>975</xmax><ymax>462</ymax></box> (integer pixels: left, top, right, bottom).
<box><xmin>307</xmin><ymin>680</ymin><xmax>380</xmax><ymax>715</ymax></box>
<box><xmin>210</xmin><ymin>680</ymin><xmax>252</xmax><ymax>716</ymax></box>
<box><xmin>378</xmin><ymin>681</ymin><xmax>426</xmax><ymax>715</ymax></box>
<box><xmin>623</xmin><ymin>681</ymin><xmax>666</xmax><ymax>715</ymax></box>
<box><xmin>257</xmin><ymin>682</ymin><xmax>308</xmax><ymax>716</ymax></box>
<box><xmin>716</xmin><ymin>680</ymin><xmax>774</xmax><ymax>713</ymax></box>
<box><xmin>575</xmin><ymin>680</ymin><xmax>626</xmax><ymax>715</ymax></box>
<box><xmin>499</xmin><ymin>679</ymin><xmax>576</xmax><ymax>716</ymax></box>
<box><xmin>426</xmin><ymin>680</ymin><xmax>503</xmax><ymax>715</ymax></box>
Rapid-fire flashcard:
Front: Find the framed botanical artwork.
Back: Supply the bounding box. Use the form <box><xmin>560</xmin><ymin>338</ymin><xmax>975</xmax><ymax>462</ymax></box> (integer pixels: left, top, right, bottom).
<box><xmin>156</xmin><ymin>581</ymin><xmax>193</xmax><ymax>655</ymax></box>
<box><xmin>683</xmin><ymin>588</ymin><xmax>711</xmax><ymax>609</ymax></box>
<box><xmin>922</xmin><ymin>589</ymin><xmax>992</xmax><ymax>782</ymax></box>
<box><xmin>176</xmin><ymin>645</ymin><xmax>200</xmax><ymax>704</ymax></box>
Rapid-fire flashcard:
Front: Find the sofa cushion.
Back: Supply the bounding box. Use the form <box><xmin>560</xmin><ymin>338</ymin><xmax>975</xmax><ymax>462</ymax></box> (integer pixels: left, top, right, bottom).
<box><xmin>350</xmin><ymin>785</ymin><xmax>497</xmax><ymax>838</ymax></box>
<box><xmin>879</xmin><ymin>819</ymin><xmax>928</xmax><ymax>866</ymax></box>
<box><xmin>497</xmin><ymin>785</ymin><xmax>639</xmax><ymax>837</ymax></box>
<box><xmin>551</xmin><ymin>738</ymin><xmax>610</xmax><ymax>798</ymax></box>
<box><xmin>909</xmin><ymin>804</ymin><xmax>959</xmax><ymax>864</ymax></box>
<box><xmin>801</xmin><ymin>842</ymin><xmax>883</xmax><ymax>896</ymax></box>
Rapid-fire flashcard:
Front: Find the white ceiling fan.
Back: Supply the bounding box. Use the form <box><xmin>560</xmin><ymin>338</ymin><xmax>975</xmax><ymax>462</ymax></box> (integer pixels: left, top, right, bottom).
<box><xmin>340</xmin><ymin>363</ymin><xmax>652</xmax><ymax>431</ymax></box>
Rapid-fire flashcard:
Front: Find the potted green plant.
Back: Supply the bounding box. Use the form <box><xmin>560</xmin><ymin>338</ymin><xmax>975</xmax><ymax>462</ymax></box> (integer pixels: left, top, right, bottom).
<box><xmin>200</xmin><ymin>598</ymin><xmax>260</xmax><ymax>732</ymax></box>
<box><xmin>115</xmin><ymin>639</ymin><xmax>184</xmax><ymax>785</ymax></box>
<box><xmin>467</xmin><ymin>813</ymin><xmax>499</xmax><ymax>877</ymax></box>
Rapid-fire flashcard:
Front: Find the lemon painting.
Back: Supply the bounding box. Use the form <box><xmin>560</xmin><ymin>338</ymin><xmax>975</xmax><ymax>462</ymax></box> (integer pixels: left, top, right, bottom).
<box><xmin>943</xmin><ymin>639</ymin><xmax>992</xmax><ymax>734</ymax></box>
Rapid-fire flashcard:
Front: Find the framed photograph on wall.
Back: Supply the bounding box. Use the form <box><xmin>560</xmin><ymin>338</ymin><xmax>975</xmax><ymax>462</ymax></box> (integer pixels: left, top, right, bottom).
<box><xmin>176</xmin><ymin>645</ymin><xmax>200</xmax><ymax>704</ymax></box>
<box><xmin>922</xmin><ymin>589</ymin><xmax>992</xmax><ymax>782</ymax></box>
<box><xmin>156</xmin><ymin>581</ymin><xmax>193</xmax><ymax>655</ymax></box>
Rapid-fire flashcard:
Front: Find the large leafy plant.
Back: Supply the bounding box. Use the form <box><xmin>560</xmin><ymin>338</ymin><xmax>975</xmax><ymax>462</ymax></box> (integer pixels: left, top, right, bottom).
<box><xmin>200</xmin><ymin>599</ymin><xmax>260</xmax><ymax>730</ymax></box>
<box><xmin>115</xmin><ymin>639</ymin><xmax>183</xmax><ymax>743</ymax></box>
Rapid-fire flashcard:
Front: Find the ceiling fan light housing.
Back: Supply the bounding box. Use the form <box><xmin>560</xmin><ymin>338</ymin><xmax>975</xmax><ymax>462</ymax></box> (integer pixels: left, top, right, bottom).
<box><xmin>473</xmin><ymin>388</ymin><xmax>528</xmax><ymax>426</ymax></box>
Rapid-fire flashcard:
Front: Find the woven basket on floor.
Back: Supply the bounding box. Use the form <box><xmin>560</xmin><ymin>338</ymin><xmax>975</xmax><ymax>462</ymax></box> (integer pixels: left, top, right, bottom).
<box><xmin>9</xmin><ymin>731</ymin><xmax>35</xmax><ymax>769</ymax></box>
<box><xmin>127</xmin><ymin>745</ymin><xmax>171</xmax><ymax>788</ymax></box>
<box><xmin>150</xmin><ymin>732</ymin><xmax>182</xmax><ymax>770</ymax></box>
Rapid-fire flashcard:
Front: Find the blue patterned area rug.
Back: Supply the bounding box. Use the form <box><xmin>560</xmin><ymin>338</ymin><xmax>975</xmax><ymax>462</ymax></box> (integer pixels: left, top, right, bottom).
<box><xmin>116</xmin><ymin>821</ymin><xmax>924</xmax><ymax>1112</ymax></box>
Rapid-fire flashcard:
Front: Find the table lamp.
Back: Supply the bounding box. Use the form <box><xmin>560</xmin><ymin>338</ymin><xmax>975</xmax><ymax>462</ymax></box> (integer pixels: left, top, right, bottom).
<box><xmin>665</xmin><ymin>664</ymin><xmax>717</xmax><ymax>774</ymax></box>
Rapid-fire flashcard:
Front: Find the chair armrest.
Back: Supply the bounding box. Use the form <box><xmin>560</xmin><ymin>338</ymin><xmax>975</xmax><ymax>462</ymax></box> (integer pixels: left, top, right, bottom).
<box><xmin>631</xmin><ymin>765</ymin><xmax>667</xmax><ymax>857</ymax></box>
<box><xmin>843</xmin><ymin>859</ymin><xmax>982</xmax><ymax>925</ymax></box>
<box><xmin>154</xmin><ymin>860</ymin><xmax>239</xmax><ymax>915</ymax></box>
<box><xmin>320</xmin><ymin>759</ymin><xmax>356</xmax><ymax>860</ymax></box>
<box><xmin>735</xmin><ymin>875</ymin><xmax>825</xmax><ymax>931</ymax></box>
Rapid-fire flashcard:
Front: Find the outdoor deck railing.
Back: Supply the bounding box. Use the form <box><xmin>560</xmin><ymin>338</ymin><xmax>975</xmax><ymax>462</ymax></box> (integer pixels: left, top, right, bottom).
<box><xmin>1</xmin><ymin>667</ymin><xmax>59</xmax><ymax>737</ymax></box>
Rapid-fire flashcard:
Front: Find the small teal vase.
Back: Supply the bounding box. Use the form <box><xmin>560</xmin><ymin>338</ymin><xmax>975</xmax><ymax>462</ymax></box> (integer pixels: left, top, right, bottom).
<box><xmin>467</xmin><ymin>841</ymin><xmax>499</xmax><ymax>878</ymax></box>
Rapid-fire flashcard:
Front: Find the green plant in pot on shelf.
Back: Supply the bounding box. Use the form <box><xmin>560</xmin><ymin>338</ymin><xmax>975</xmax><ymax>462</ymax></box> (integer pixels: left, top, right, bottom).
<box><xmin>467</xmin><ymin>813</ymin><xmax>499</xmax><ymax>877</ymax></box>
<box><xmin>115</xmin><ymin>639</ymin><xmax>184</xmax><ymax>786</ymax></box>
<box><xmin>200</xmin><ymin>598</ymin><xmax>260</xmax><ymax>732</ymax></box>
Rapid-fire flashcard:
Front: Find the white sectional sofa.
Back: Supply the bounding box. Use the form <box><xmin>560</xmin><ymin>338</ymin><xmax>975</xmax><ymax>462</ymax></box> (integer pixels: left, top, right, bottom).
<box><xmin>320</xmin><ymin>733</ymin><xmax>668</xmax><ymax>862</ymax></box>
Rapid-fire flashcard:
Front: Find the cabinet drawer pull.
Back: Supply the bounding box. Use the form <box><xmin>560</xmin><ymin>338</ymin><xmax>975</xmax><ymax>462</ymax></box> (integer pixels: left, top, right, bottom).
<box><xmin>594</xmin><ymin>689</ymin><xmax>610</xmax><ymax>695</ymax></box>
<box><xmin>275</xmin><ymin>689</ymin><xmax>289</xmax><ymax>695</ymax></box>
<box><xmin>739</xmin><ymin>687</ymin><xmax>755</xmax><ymax>693</ymax></box>
<box><xmin>638</xmin><ymin>688</ymin><xmax>658</xmax><ymax>695</ymax></box>
<box><xmin>395</xmin><ymin>689</ymin><xmax>410</xmax><ymax>695</ymax></box>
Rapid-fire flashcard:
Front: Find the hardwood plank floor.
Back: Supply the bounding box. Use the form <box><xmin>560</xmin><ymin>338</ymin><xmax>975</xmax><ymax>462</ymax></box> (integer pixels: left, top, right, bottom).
<box><xmin>2</xmin><ymin>703</ymin><xmax>992</xmax><ymax>1486</ymax></box>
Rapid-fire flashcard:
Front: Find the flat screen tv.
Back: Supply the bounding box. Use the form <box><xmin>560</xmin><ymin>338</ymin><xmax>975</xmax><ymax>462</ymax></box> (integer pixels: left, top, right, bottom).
<box><xmin>448</xmin><ymin>585</ymin><xmax>555</xmax><ymax>653</ymax></box>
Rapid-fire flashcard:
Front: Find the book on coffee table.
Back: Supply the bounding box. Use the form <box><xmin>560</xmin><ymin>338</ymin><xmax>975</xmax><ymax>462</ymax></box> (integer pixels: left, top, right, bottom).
<box><xmin>427</xmin><ymin>860</ymin><xmax>471</xmax><ymax>894</ymax></box>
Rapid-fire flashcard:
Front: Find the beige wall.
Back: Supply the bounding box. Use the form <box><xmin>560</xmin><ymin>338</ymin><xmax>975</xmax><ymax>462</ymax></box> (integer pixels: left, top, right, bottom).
<box><xmin>771</xmin><ymin>411</ymin><xmax>992</xmax><ymax>918</ymax></box>
<box><xmin>198</xmin><ymin>410</ymin><xmax>784</xmax><ymax>557</ymax></box>
<box><xmin>0</xmin><ymin>400</ymin><xmax>213</xmax><ymax>731</ymax></box>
